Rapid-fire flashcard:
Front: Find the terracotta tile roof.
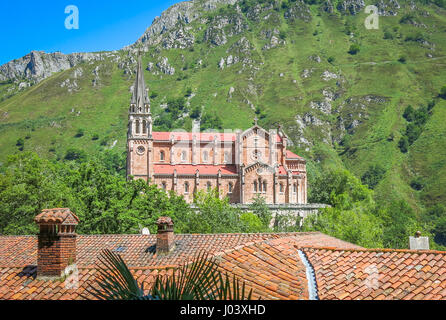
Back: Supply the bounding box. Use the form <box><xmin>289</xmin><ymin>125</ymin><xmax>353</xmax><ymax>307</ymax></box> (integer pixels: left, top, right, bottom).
<box><xmin>152</xmin><ymin>132</ymin><xmax>236</xmax><ymax>142</ymax></box>
<box><xmin>302</xmin><ymin>247</ymin><xmax>446</xmax><ymax>300</ymax></box>
<box><xmin>286</xmin><ymin>150</ymin><xmax>303</xmax><ymax>160</ymax></box>
<box><xmin>2</xmin><ymin>231</ymin><xmax>445</xmax><ymax>300</ymax></box>
<box><xmin>216</xmin><ymin>237</ymin><xmax>312</xmax><ymax>300</ymax></box>
<box><xmin>34</xmin><ymin>208</ymin><xmax>79</xmax><ymax>225</ymax></box>
<box><xmin>154</xmin><ymin>164</ymin><xmax>238</xmax><ymax>175</ymax></box>
<box><xmin>152</xmin><ymin>132</ymin><xmax>284</xmax><ymax>143</ymax></box>
<box><xmin>0</xmin><ymin>232</ymin><xmax>359</xmax><ymax>300</ymax></box>
<box><xmin>0</xmin><ymin>232</ymin><xmax>356</xmax><ymax>269</ymax></box>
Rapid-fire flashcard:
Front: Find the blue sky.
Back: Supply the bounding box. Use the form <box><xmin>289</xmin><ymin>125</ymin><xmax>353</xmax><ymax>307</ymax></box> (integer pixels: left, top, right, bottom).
<box><xmin>0</xmin><ymin>0</ymin><xmax>180</xmax><ymax>65</ymax></box>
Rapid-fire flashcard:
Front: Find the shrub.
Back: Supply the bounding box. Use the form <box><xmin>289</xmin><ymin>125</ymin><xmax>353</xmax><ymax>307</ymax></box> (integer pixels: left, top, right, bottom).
<box><xmin>348</xmin><ymin>44</ymin><xmax>360</xmax><ymax>55</ymax></box>
<box><xmin>327</xmin><ymin>56</ymin><xmax>335</xmax><ymax>64</ymax></box>
<box><xmin>440</xmin><ymin>85</ymin><xmax>446</xmax><ymax>99</ymax></box>
<box><xmin>398</xmin><ymin>136</ymin><xmax>409</xmax><ymax>153</ymax></box>
<box><xmin>410</xmin><ymin>177</ymin><xmax>424</xmax><ymax>191</ymax></box>
<box><xmin>75</xmin><ymin>128</ymin><xmax>85</xmax><ymax>138</ymax></box>
<box><xmin>150</xmin><ymin>92</ymin><xmax>158</xmax><ymax>99</ymax></box>
<box><xmin>16</xmin><ymin>138</ymin><xmax>24</xmax><ymax>147</ymax></box>
<box><xmin>398</xmin><ymin>55</ymin><xmax>406</xmax><ymax>63</ymax></box>
<box><xmin>190</xmin><ymin>106</ymin><xmax>201</xmax><ymax>119</ymax></box>
<box><xmin>92</xmin><ymin>134</ymin><xmax>99</xmax><ymax>141</ymax></box>
<box><xmin>403</xmin><ymin>105</ymin><xmax>415</xmax><ymax>122</ymax></box>
<box><xmin>383</xmin><ymin>31</ymin><xmax>393</xmax><ymax>39</ymax></box>
<box><xmin>64</xmin><ymin>148</ymin><xmax>87</xmax><ymax>162</ymax></box>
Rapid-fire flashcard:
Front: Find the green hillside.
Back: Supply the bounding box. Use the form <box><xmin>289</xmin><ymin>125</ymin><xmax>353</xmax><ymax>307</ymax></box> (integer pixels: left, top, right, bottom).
<box><xmin>1</xmin><ymin>0</ymin><xmax>445</xmax><ymax>225</ymax></box>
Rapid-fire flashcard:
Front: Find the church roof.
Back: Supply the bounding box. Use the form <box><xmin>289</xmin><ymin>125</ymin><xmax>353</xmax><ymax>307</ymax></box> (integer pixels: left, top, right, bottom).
<box><xmin>286</xmin><ymin>150</ymin><xmax>303</xmax><ymax>160</ymax></box>
<box><xmin>151</xmin><ymin>131</ymin><xmax>285</xmax><ymax>143</ymax></box>
<box><xmin>154</xmin><ymin>164</ymin><xmax>238</xmax><ymax>175</ymax></box>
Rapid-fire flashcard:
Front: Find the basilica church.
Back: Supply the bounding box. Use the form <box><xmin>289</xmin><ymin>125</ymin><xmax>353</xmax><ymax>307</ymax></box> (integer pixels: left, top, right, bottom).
<box><xmin>126</xmin><ymin>57</ymin><xmax>307</xmax><ymax>204</ymax></box>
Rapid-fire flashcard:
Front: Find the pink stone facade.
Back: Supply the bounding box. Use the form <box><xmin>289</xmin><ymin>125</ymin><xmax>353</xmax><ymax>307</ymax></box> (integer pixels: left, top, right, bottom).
<box><xmin>126</xmin><ymin>58</ymin><xmax>307</xmax><ymax>204</ymax></box>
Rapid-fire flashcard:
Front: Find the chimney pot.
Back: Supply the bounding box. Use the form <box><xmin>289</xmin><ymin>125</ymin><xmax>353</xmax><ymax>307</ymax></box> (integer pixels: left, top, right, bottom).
<box><xmin>156</xmin><ymin>217</ymin><xmax>175</xmax><ymax>254</ymax></box>
<box><xmin>35</xmin><ymin>208</ymin><xmax>79</xmax><ymax>278</ymax></box>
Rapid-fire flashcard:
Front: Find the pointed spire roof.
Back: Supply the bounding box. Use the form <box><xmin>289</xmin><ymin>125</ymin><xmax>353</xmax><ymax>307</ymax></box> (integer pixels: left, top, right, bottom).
<box><xmin>131</xmin><ymin>54</ymin><xmax>150</xmax><ymax>110</ymax></box>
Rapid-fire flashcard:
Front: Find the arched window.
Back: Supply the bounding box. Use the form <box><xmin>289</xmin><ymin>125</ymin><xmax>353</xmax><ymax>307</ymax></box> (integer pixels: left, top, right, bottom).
<box><xmin>224</xmin><ymin>151</ymin><xmax>231</xmax><ymax>163</ymax></box>
<box><xmin>293</xmin><ymin>184</ymin><xmax>297</xmax><ymax>194</ymax></box>
<box><xmin>184</xmin><ymin>182</ymin><xmax>189</xmax><ymax>194</ymax></box>
<box><xmin>181</xmin><ymin>151</ymin><xmax>187</xmax><ymax>162</ymax></box>
<box><xmin>143</xmin><ymin>120</ymin><xmax>147</xmax><ymax>134</ymax></box>
<box><xmin>258</xmin><ymin>178</ymin><xmax>262</xmax><ymax>193</ymax></box>
<box><xmin>135</xmin><ymin>120</ymin><xmax>140</xmax><ymax>134</ymax></box>
<box><xmin>228</xmin><ymin>182</ymin><xmax>233</xmax><ymax>194</ymax></box>
<box><xmin>203</xmin><ymin>151</ymin><xmax>209</xmax><ymax>162</ymax></box>
<box><xmin>207</xmin><ymin>181</ymin><xmax>212</xmax><ymax>191</ymax></box>
<box><xmin>263</xmin><ymin>181</ymin><xmax>267</xmax><ymax>193</ymax></box>
<box><xmin>160</xmin><ymin>151</ymin><xmax>165</xmax><ymax>161</ymax></box>
<box><xmin>279</xmin><ymin>183</ymin><xmax>284</xmax><ymax>193</ymax></box>
<box><xmin>253</xmin><ymin>181</ymin><xmax>258</xmax><ymax>193</ymax></box>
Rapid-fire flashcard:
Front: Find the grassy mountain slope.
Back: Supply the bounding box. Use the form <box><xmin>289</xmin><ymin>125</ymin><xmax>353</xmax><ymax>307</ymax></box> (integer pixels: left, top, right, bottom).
<box><xmin>0</xmin><ymin>0</ymin><xmax>445</xmax><ymax>216</ymax></box>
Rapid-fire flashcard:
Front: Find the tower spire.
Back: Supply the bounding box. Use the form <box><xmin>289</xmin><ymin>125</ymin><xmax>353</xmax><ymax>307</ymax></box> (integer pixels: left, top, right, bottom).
<box><xmin>131</xmin><ymin>54</ymin><xmax>150</xmax><ymax>111</ymax></box>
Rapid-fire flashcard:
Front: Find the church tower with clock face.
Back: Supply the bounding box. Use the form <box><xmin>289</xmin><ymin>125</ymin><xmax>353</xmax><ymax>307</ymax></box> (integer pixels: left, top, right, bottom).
<box><xmin>126</xmin><ymin>55</ymin><xmax>153</xmax><ymax>181</ymax></box>
<box><xmin>126</xmin><ymin>56</ymin><xmax>307</xmax><ymax>204</ymax></box>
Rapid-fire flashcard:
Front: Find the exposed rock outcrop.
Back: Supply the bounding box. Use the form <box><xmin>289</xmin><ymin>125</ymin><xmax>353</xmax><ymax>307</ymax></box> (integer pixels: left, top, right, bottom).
<box><xmin>0</xmin><ymin>50</ymin><xmax>110</xmax><ymax>83</ymax></box>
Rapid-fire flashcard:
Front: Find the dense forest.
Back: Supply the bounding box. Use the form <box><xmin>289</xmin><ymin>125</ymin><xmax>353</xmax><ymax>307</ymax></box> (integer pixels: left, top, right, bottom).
<box><xmin>1</xmin><ymin>151</ymin><xmax>443</xmax><ymax>250</ymax></box>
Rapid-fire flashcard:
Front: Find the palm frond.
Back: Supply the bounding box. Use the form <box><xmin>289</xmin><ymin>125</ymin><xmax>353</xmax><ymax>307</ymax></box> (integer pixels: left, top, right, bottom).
<box><xmin>86</xmin><ymin>249</ymin><xmax>253</xmax><ymax>300</ymax></box>
<box><xmin>84</xmin><ymin>249</ymin><xmax>150</xmax><ymax>300</ymax></box>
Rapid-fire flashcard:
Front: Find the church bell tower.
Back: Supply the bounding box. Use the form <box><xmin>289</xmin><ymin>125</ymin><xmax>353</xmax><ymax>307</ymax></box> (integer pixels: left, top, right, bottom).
<box><xmin>126</xmin><ymin>55</ymin><xmax>153</xmax><ymax>181</ymax></box>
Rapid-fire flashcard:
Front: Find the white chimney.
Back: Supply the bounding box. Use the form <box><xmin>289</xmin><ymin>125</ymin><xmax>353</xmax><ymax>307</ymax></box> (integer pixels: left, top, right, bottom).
<box><xmin>409</xmin><ymin>231</ymin><xmax>429</xmax><ymax>250</ymax></box>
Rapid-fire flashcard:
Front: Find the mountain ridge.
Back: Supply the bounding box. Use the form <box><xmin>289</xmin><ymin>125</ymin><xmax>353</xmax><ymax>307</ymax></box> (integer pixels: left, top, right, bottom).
<box><xmin>0</xmin><ymin>0</ymin><xmax>445</xmax><ymax>220</ymax></box>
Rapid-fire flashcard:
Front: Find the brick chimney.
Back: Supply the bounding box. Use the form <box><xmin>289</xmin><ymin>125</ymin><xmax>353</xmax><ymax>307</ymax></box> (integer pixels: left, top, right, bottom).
<box><xmin>156</xmin><ymin>217</ymin><xmax>175</xmax><ymax>254</ymax></box>
<box><xmin>34</xmin><ymin>208</ymin><xmax>79</xmax><ymax>278</ymax></box>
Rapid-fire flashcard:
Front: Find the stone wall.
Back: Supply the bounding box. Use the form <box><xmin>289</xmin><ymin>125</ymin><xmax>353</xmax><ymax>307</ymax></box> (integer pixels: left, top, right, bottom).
<box><xmin>190</xmin><ymin>203</ymin><xmax>330</xmax><ymax>228</ymax></box>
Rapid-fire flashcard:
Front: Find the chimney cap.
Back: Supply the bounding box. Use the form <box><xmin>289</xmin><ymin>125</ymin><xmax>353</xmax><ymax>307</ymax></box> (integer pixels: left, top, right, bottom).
<box><xmin>35</xmin><ymin>208</ymin><xmax>79</xmax><ymax>225</ymax></box>
<box><xmin>156</xmin><ymin>216</ymin><xmax>174</xmax><ymax>226</ymax></box>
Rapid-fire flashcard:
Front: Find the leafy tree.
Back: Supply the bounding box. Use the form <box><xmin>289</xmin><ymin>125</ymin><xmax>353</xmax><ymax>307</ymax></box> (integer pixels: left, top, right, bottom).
<box><xmin>302</xmin><ymin>205</ymin><xmax>384</xmax><ymax>248</ymax></box>
<box><xmin>64</xmin><ymin>148</ymin><xmax>87</xmax><ymax>162</ymax></box>
<box><xmin>189</xmin><ymin>190</ymin><xmax>245</xmax><ymax>233</ymax></box>
<box><xmin>434</xmin><ymin>217</ymin><xmax>446</xmax><ymax>247</ymax></box>
<box><xmin>361</xmin><ymin>164</ymin><xmax>386</xmax><ymax>190</ymax></box>
<box><xmin>0</xmin><ymin>153</ymin><xmax>72</xmax><ymax>235</ymax></box>
<box><xmin>379</xmin><ymin>200</ymin><xmax>421</xmax><ymax>249</ymax></box>
<box><xmin>249</xmin><ymin>195</ymin><xmax>272</xmax><ymax>230</ymax></box>
<box><xmin>308</xmin><ymin>168</ymin><xmax>372</xmax><ymax>206</ymax></box>
<box><xmin>200</xmin><ymin>114</ymin><xmax>223</xmax><ymax>131</ymax></box>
